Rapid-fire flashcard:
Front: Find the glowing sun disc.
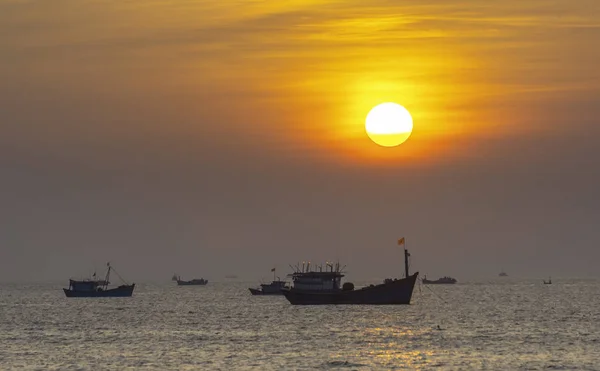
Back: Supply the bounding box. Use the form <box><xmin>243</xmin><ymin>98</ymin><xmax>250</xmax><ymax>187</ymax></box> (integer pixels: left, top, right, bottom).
<box><xmin>365</xmin><ymin>102</ymin><xmax>413</xmax><ymax>147</ymax></box>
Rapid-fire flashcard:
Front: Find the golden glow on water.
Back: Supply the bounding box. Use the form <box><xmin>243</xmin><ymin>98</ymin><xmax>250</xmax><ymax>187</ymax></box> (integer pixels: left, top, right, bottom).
<box><xmin>327</xmin><ymin>326</ymin><xmax>440</xmax><ymax>369</ymax></box>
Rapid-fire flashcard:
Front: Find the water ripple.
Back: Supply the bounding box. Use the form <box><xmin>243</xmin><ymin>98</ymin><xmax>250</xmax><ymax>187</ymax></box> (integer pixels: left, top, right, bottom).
<box><xmin>1</xmin><ymin>279</ymin><xmax>599</xmax><ymax>370</ymax></box>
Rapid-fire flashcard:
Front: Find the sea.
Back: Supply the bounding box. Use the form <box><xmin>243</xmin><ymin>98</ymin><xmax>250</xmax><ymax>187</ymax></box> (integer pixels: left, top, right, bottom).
<box><xmin>1</xmin><ymin>279</ymin><xmax>599</xmax><ymax>370</ymax></box>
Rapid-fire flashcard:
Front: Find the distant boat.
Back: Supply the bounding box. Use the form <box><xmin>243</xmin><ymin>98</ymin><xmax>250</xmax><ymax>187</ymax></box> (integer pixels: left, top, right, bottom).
<box><xmin>176</xmin><ymin>276</ymin><xmax>208</xmax><ymax>286</ymax></box>
<box><xmin>282</xmin><ymin>239</ymin><xmax>418</xmax><ymax>305</ymax></box>
<box><xmin>422</xmin><ymin>275</ymin><xmax>457</xmax><ymax>284</ymax></box>
<box><xmin>64</xmin><ymin>263</ymin><xmax>135</xmax><ymax>298</ymax></box>
<box><xmin>543</xmin><ymin>277</ymin><xmax>552</xmax><ymax>284</ymax></box>
<box><xmin>249</xmin><ymin>268</ymin><xmax>288</xmax><ymax>295</ymax></box>
<box><xmin>499</xmin><ymin>270</ymin><xmax>508</xmax><ymax>277</ymax></box>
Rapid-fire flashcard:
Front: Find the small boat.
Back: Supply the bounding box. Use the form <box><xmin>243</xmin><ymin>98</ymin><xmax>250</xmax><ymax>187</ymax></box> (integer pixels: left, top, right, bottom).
<box><xmin>282</xmin><ymin>239</ymin><xmax>418</xmax><ymax>305</ymax></box>
<box><xmin>543</xmin><ymin>277</ymin><xmax>552</xmax><ymax>284</ymax></box>
<box><xmin>64</xmin><ymin>263</ymin><xmax>135</xmax><ymax>298</ymax></box>
<box><xmin>249</xmin><ymin>268</ymin><xmax>288</xmax><ymax>295</ymax></box>
<box><xmin>176</xmin><ymin>276</ymin><xmax>208</xmax><ymax>286</ymax></box>
<box><xmin>499</xmin><ymin>270</ymin><xmax>508</xmax><ymax>277</ymax></box>
<box><xmin>422</xmin><ymin>275</ymin><xmax>457</xmax><ymax>284</ymax></box>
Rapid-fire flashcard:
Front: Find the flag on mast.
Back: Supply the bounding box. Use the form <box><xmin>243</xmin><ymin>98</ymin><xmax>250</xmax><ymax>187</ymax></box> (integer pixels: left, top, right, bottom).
<box><xmin>398</xmin><ymin>237</ymin><xmax>405</xmax><ymax>246</ymax></box>
<box><xmin>271</xmin><ymin>267</ymin><xmax>276</xmax><ymax>272</ymax></box>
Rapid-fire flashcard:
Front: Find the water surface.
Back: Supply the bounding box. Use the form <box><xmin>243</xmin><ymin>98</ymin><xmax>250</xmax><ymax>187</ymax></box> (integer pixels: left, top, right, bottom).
<box><xmin>1</xmin><ymin>279</ymin><xmax>598</xmax><ymax>370</ymax></box>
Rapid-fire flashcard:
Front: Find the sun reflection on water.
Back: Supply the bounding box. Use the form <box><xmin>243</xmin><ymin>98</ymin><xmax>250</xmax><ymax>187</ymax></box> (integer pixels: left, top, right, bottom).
<box><xmin>325</xmin><ymin>325</ymin><xmax>443</xmax><ymax>369</ymax></box>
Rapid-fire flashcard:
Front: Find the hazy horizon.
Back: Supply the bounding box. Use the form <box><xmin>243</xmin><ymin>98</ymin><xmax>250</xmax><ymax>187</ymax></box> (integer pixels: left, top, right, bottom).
<box><xmin>1</xmin><ymin>0</ymin><xmax>599</xmax><ymax>283</ymax></box>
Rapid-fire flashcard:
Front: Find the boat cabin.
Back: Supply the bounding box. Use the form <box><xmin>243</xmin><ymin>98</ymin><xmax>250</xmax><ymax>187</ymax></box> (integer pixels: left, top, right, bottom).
<box><xmin>290</xmin><ymin>271</ymin><xmax>344</xmax><ymax>291</ymax></box>
<box><xmin>69</xmin><ymin>279</ymin><xmax>102</xmax><ymax>292</ymax></box>
<box><xmin>257</xmin><ymin>280</ymin><xmax>287</xmax><ymax>293</ymax></box>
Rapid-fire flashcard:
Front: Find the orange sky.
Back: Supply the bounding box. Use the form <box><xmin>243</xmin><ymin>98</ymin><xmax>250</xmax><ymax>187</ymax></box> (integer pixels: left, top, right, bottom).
<box><xmin>1</xmin><ymin>0</ymin><xmax>600</xmax><ymax>280</ymax></box>
<box><xmin>3</xmin><ymin>0</ymin><xmax>599</xmax><ymax>166</ymax></box>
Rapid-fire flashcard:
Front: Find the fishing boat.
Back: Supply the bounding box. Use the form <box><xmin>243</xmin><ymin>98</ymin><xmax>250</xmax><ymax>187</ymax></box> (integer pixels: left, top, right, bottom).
<box><xmin>543</xmin><ymin>277</ymin><xmax>552</xmax><ymax>284</ymax></box>
<box><xmin>282</xmin><ymin>239</ymin><xmax>418</xmax><ymax>305</ymax></box>
<box><xmin>176</xmin><ymin>276</ymin><xmax>208</xmax><ymax>286</ymax></box>
<box><xmin>422</xmin><ymin>275</ymin><xmax>457</xmax><ymax>284</ymax></box>
<box><xmin>249</xmin><ymin>268</ymin><xmax>288</xmax><ymax>295</ymax></box>
<box><xmin>63</xmin><ymin>263</ymin><xmax>135</xmax><ymax>298</ymax></box>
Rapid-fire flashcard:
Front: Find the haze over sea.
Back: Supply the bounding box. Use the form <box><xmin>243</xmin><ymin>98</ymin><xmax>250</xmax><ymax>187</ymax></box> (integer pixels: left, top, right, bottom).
<box><xmin>2</xmin><ymin>0</ymin><xmax>599</xmax><ymax>368</ymax></box>
<box><xmin>1</xmin><ymin>279</ymin><xmax>599</xmax><ymax>370</ymax></box>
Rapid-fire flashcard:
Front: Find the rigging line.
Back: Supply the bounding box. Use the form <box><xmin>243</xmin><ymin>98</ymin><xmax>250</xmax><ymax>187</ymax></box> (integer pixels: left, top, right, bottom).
<box><xmin>110</xmin><ymin>266</ymin><xmax>129</xmax><ymax>285</ymax></box>
<box><xmin>416</xmin><ymin>280</ymin><xmax>449</xmax><ymax>332</ymax></box>
<box><xmin>423</xmin><ymin>282</ymin><xmax>448</xmax><ymax>304</ymax></box>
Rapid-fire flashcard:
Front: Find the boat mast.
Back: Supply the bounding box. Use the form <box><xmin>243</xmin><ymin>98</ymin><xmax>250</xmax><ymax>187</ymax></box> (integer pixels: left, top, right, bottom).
<box><xmin>404</xmin><ymin>246</ymin><xmax>410</xmax><ymax>278</ymax></box>
<box><xmin>398</xmin><ymin>238</ymin><xmax>409</xmax><ymax>278</ymax></box>
<box><xmin>104</xmin><ymin>262</ymin><xmax>111</xmax><ymax>290</ymax></box>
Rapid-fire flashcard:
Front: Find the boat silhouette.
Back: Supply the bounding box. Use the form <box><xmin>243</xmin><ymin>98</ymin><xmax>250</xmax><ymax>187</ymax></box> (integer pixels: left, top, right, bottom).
<box><xmin>64</xmin><ymin>263</ymin><xmax>134</xmax><ymax>298</ymax></box>
<box><xmin>282</xmin><ymin>239</ymin><xmax>418</xmax><ymax>305</ymax></box>
<box><xmin>249</xmin><ymin>268</ymin><xmax>288</xmax><ymax>295</ymax></box>
<box><xmin>175</xmin><ymin>276</ymin><xmax>208</xmax><ymax>285</ymax></box>
<box><xmin>422</xmin><ymin>275</ymin><xmax>457</xmax><ymax>284</ymax></box>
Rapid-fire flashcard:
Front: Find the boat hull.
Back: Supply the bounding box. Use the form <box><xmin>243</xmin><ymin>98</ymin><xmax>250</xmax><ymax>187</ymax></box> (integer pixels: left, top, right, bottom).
<box><xmin>63</xmin><ymin>284</ymin><xmax>135</xmax><ymax>298</ymax></box>
<box><xmin>177</xmin><ymin>280</ymin><xmax>207</xmax><ymax>286</ymax></box>
<box><xmin>422</xmin><ymin>280</ymin><xmax>456</xmax><ymax>285</ymax></box>
<box><xmin>248</xmin><ymin>288</ymin><xmax>284</xmax><ymax>296</ymax></box>
<box><xmin>283</xmin><ymin>273</ymin><xmax>418</xmax><ymax>305</ymax></box>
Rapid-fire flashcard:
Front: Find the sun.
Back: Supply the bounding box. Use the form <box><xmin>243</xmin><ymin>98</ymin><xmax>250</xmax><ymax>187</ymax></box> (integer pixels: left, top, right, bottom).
<box><xmin>365</xmin><ymin>103</ymin><xmax>413</xmax><ymax>147</ymax></box>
